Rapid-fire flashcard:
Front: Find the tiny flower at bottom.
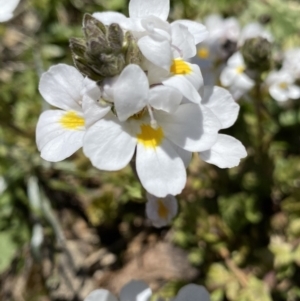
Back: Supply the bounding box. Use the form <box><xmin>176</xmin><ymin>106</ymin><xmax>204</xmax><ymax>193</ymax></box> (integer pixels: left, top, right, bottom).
<box><xmin>145</xmin><ymin>193</ymin><xmax>178</xmax><ymax>227</ymax></box>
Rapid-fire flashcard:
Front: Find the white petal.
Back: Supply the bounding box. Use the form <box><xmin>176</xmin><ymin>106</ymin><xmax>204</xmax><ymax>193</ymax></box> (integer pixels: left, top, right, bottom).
<box><xmin>220</xmin><ymin>67</ymin><xmax>237</xmax><ymax>87</ymax></box>
<box><xmin>171</xmin><ymin>143</ymin><xmax>192</xmax><ymax>168</ymax></box>
<box><xmin>200</xmin><ymin>134</ymin><xmax>247</xmax><ymax>168</ymax></box>
<box><xmin>136</xmin><ymin>139</ymin><xmax>186</xmax><ymax>197</ymax></box>
<box><xmin>0</xmin><ymin>0</ymin><xmax>20</xmax><ymax>22</ymax></box>
<box><xmin>113</xmin><ymin>65</ymin><xmax>149</xmax><ymax>121</ymax></box>
<box><xmin>149</xmin><ymin>85</ymin><xmax>182</xmax><ymax>113</ymax></box>
<box><xmin>288</xmin><ymin>85</ymin><xmax>300</xmax><ymax>99</ymax></box>
<box><xmin>234</xmin><ymin>73</ymin><xmax>255</xmax><ymax>91</ymax></box>
<box><xmin>92</xmin><ymin>11</ymin><xmax>127</xmax><ymax>26</ymax></box>
<box><xmin>174</xmin><ymin>284</ymin><xmax>211</xmax><ymax>301</ymax></box>
<box><xmin>129</xmin><ymin>0</ymin><xmax>170</xmax><ymax>21</ymax></box>
<box><xmin>141</xmin><ymin>15</ymin><xmax>171</xmax><ymax>40</ymax></box>
<box><xmin>163</xmin><ymin>75</ymin><xmax>201</xmax><ymax>104</ymax></box>
<box><xmin>201</xmin><ymin>86</ymin><xmax>239</xmax><ymax>129</ymax></box>
<box><xmin>83</xmin><ymin>114</ymin><xmax>136</xmax><ymax>171</ymax></box>
<box><xmin>36</xmin><ymin>110</ymin><xmax>84</xmax><ymax>162</ymax></box>
<box><xmin>172</xmin><ymin>20</ymin><xmax>208</xmax><ymax>45</ymax></box>
<box><xmin>39</xmin><ymin>64</ymin><xmax>83</xmax><ymax>112</ymax></box>
<box><xmin>227</xmin><ymin>52</ymin><xmax>244</xmax><ymax>67</ymax></box>
<box><xmin>81</xmin><ymin>77</ymin><xmax>101</xmax><ymax>100</ymax></box>
<box><xmin>269</xmin><ymin>85</ymin><xmax>289</xmax><ymax>102</ymax></box>
<box><xmin>84</xmin><ymin>289</ymin><xmax>118</xmax><ymax>301</ymax></box>
<box><xmin>146</xmin><ymin>193</ymin><xmax>178</xmax><ymax>228</ymax></box>
<box><xmin>138</xmin><ymin>36</ymin><xmax>172</xmax><ymax>71</ymax></box>
<box><xmin>82</xmin><ymin>95</ymin><xmax>111</xmax><ymax>128</ymax></box>
<box><xmin>171</xmin><ymin>23</ymin><xmax>196</xmax><ymax>59</ymax></box>
<box><xmin>156</xmin><ymin>103</ymin><xmax>221</xmax><ymax>152</ymax></box>
<box><xmin>120</xmin><ymin>280</ymin><xmax>152</xmax><ymax>301</ymax></box>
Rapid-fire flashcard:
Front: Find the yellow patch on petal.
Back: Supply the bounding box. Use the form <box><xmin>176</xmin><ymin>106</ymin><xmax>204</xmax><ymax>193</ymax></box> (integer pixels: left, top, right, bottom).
<box><xmin>170</xmin><ymin>59</ymin><xmax>192</xmax><ymax>75</ymax></box>
<box><xmin>137</xmin><ymin>124</ymin><xmax>164</xmax><ymax>148</ymax></box>
<box><xmin>279</xmin><ymin>82</ymin><xmax>288</xmax><ymax>89</ymax></box>
<box><xmin>197</xmin><ymin>47</ymin><xmax>209</xmax><ymax>59</ymax></box>
<box><xmin>59</xmin><ymin>111</ymin><xmax>85</xmax><ymax>130</ymax></box>
<box><xmin>235</xmin><ymin>66</ymin><xmax>245</xmax><ymax>74</ymax></box>
<box><xmin>158</xmin><ymin>199</ymin><xmax>168</xmax><ymax>219</ymax></box>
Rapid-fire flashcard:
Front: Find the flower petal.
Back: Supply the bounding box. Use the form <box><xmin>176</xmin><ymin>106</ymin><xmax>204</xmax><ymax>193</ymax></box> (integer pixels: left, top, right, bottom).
<box><xmin>171</xmin><ymin>23</ymin><xmax>196</xmax><ymax>59</ymax></box>
<box><xmin>83</xmin><ymin>114</ymin><xmax>136</xmax><ymax>171</ymax></box>
<box><xmin>199</xmin><ymin>134</ymin><xmax>247</xmax><ymax>168</ymax></box>
<box><xmin>288</xmin><ymin>85</ymin><xmax>300</xmax><ymax>99</ymax></box>
<box><xmin>113</xmin><ymin>65</ymin><xmax>149</xmax><ymax>121</ymax></box>
<box><xmin>201</xmin><ymin>86</ymin><xmax>239</xmax><ymax>129</ymax></box>
<box><xmin>163</xmin><ymin>75</ymin><xmax>201</xmax><ymax>104</ymax></box>
<box><xmin>84</xmin><ymin>289</ymin><xmax>118</xmax><ymax>301</ymax></box>
<box><xmin>129</xmin><ymin>0</ymin><xmax>170</xmax><ymax>21</ymax></box>
<box><xmin>149</xmin><ymin>85</ymin><xmax>182</xmax><ymax>113</ymax></box>
<box><xmin>156</xmin><ymin>103</ymin><xmax>221</xmax><ymax>152</ymax></box>
<box><xmin>146</xmin><ymin>193</ymin><xmax>178</xmax><ymax>228</ymax></box>
<box><xmin>82</xmin><ymin>95</ymin><xmax>111</xmax><ymax>128</ymax></box>
<box><xmin>220</xmin><ymin>67</ymin><xmax>236</xmax><ymax>87</ymax></box>
<box><xmin>0</xmin><ymin>0</ymin><xmax>20</xmax><ymax>22</ymax></box>
<box><xmin>172</xmin><ymin>20</ymin><xmax>208</xmax><ymax>45</ymax></box>
<box><xmin>39</xmin><ymin>64</ymin><xmax>83</xmax><ymax>112</ymax></box>
<box><xmin>36</xmin><ymin>110</ymin><xmax>84</xmax><ymax>162</ymax></box>
<box><xmin>136</xmin><ymin>139</ymin><xmax>186</xmax><ymax>197</ymax></box>
<box><xmin>174</xmin><ymin>284</ymin><xmax>210</xmax><ymax>301</ymax></box>
<box><xmin>269</xmin><ymin>85</ymin><xmax>289</xmax><ymax>102</ymax></box>
<box><xmin>138</xmin><ymin>36</ymin><xmax>172</xmax><ymax>71</ymax></box>
<box><xmin>120</xmin><ymin>280</ymin><xmax>152</xmax><ymax>301</ymax></box>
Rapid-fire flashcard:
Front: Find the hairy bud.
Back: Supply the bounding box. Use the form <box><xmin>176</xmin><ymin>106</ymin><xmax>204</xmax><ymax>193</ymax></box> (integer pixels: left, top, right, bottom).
<box><xmin>241</xmin><ymin>37</ymin><xmax>272</xmax><ymax>73</ymax></box>
<box><xmin>69</xmin><ymin>14</ymin><xmax>142</xmax><ymax>81</ymax></box>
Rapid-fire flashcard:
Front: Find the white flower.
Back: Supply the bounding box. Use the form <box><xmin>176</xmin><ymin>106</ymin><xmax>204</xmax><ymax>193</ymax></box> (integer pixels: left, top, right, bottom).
<box><xmin>84</xmin><ymin>281</ymin><xmax>211</xmax><ymax>301</ymax></box>
<box><xmin>0</xmin><ymin>0</ymin><xmax>20</xmax><ymax>22</ymax></box>
<box><xmin>84</xmin><ymin>280</ymin><xmax>152</xmax><ymax>301</ymax></box>
<box><xmin>36</xmin><ymin>64</ymin><xmax>109</xmax><ymax>162</ymax></box>
<box><xmin>145</xmin><ymin>193</ymin><xmax>178</xmax><ymax>227</ymax></box>
<box><xmin>83</xmin><ymin>64</ymin><xmax>221</xmax><ymax>197</ymax></box>
<box><xmin>220</xmin><ymin>52</ymin><xmax>254</xmax><ymax>100</ymax></box>
<box><xmin>238</xmin><ymin>22</ymin><xmax>273</xmax><ymax>46</ymax></box>
<box><xmin>199</xmin><ymin>86</ymin><xmax>247</xmax><ymax>168</ymax></box>
<box><xmin>282</xmin><ymin>48</ymin><xmax>300</xmax><ymax>79</ymax></box>
<box><xmin>266</xmin><ymin>70</ymin><xmax>300</xmax><ymax>102</ymax></box>
<box><xmin>93</xmin><ymin>0</ymin><xmax>206</xmax><ymax>104</ymax></box>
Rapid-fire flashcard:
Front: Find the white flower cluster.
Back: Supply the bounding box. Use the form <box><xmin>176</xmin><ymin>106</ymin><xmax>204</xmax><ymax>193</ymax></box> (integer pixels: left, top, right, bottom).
<box><xmin>84</xmin><ymin>280</ymin><xmax>210</xmax><ymax>301</ymax></box>
<box><xmin>0</xmin><ymin>0</ymin><xmax>20</xmax><ymax>22</ymax></box>
<box><xmin>192</xmin><ymin>15</ymin><xmax>273</xmax><ymax>100</ymax></box>
<box><xmin>266</xmin><ymin>48</ymin><xmax>300</xmax><ymax>102</ymax></box>
<box><xmin>36</xmin><ymin>0</ymin><xmax>247</xmax><ymax>224</ymax></box>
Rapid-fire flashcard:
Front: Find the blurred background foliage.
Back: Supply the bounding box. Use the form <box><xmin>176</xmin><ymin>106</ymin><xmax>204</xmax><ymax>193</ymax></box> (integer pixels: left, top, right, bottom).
<box><xmin>0</xmin><ymin>0</ymin><xmax>300</xmax><ymax>300</ymax></box>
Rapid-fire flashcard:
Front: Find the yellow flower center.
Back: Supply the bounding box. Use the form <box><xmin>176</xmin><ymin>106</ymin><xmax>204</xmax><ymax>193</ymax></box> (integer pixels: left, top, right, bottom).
<box><xmin>137</xmin><ymin>124</ymin><xmax>164</xmax><ymax>148</ymax></box>
<box><xmin>235</xmin><ymin>66</ymin><xmax>245</xmax><ymax>74</ymax></box>
<box><xmin>279</xmin><ymin>82</ymin><xmax>288</xmax><ymax>89</ymax></box>
<box><xmin>158</xmin><ymin>199</ymin><xmax>168</xmax><ymax>219</ymax></box>
<box><xmin>197</xmin><ymin>47</ymin><xmax>209</xmax><ymax>59</ymax></box>
<box><xmin>59</xmin><ymin>111</ymin><xmax>85</xmax><ymax>130</ymax></box>
<box><xmin>170</xmin><ymin>59</ymin><xmax>192</xmax><ymax>75</ymax></box>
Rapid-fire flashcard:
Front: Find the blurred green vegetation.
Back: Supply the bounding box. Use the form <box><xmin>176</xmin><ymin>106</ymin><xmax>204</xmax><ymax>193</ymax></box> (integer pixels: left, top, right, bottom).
<box><xmin>1</xmin><ymin>0</ymin><xmax>300</xmax><ymax>300</ymax></box>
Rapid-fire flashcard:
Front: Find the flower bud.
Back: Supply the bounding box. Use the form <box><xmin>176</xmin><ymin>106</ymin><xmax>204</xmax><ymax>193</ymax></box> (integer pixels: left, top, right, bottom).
<box><xmin>69</xmin><ymin>14</ymin><xmax>142</xmax><ymax>81</ymax></box>
<box><xmin>241</xmin><ymin>37</ymin><xmax>272</xmax><ymax>73</ymax></box>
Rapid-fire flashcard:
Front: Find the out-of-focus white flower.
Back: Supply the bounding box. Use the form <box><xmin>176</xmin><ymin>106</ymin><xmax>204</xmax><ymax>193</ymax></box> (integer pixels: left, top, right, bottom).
<box><xmin>0</xmin><ymin>0</ymin><xmax>20</xmax><ymax>22</ymax></box>
<box><xmin>83</xmin><ymin>64</ymin><xmax>221</xmax><ymax>197</ymax></box>
<box><xmin>238</xmin><ymin>22</ymin><xmax>273</xmax><ymax>46</ymax></box>
<box><xmin>84</xmin><ymin>280</ymin><xmax>152</xmax><ymax>301</ymax></box>
<box><xmin>199</xmin><ymin>86</ymin><xmax>247</xmax><ymax>168</ymax></box>
<box><xmin>84</xmin><ymin>282</ymin><xmax>211</xmax><ymax>301</ymax></box>
<box><xmin>282</xmin><ymin>48</ymin><xmax>300</xmax><ymax>79</ymax></box>
<box><xmin>36</xmin><ymin>64</ymin><xmax>109</xmax><ymax>162</ymax></box>
<box><xmin>145</xmin><ymin>193</ymin><xmax>178</xmax><ymax>227</ymax></box>
<box><xmin>266</xmin><ymin>70</ymin><xmax>300</xmax><ymax>102</ymax></box>
<box><xmin>220</xmin><ymin>52</ymin><xmax>254</xmax><ymax>100</ymax></box>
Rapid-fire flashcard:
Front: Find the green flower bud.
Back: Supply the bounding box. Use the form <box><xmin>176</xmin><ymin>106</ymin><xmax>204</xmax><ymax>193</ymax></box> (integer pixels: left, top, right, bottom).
<box><xmin>241</xmin><ymin>37</ymin><xmax>272</xmax><ymax>73</ymax></box>
<box><xmin>69</xmin><ymin>14</ymin><xmax>142</xmax><ymax>81</ymax></box>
